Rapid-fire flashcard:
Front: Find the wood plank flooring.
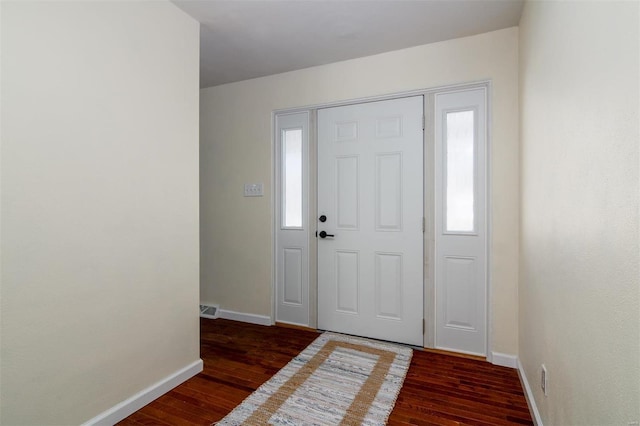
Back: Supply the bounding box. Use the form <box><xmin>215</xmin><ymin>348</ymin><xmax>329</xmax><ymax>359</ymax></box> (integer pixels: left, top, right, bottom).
<box><xmin>118</xmin><ymin>318</ymin><xmax>532</xmax><ymax>425</ymax></box>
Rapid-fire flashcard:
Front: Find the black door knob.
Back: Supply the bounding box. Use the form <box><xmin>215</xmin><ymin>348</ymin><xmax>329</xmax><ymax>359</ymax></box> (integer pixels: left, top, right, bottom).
<box><xmin>319</xmin><ymin>215</ymin><xmax>327</xmax><ymax>222</ymax></box>
<box><xmin>319</xmin><ymin>231</ymin><xmax>335</xmax><ymax>238</ymax></box>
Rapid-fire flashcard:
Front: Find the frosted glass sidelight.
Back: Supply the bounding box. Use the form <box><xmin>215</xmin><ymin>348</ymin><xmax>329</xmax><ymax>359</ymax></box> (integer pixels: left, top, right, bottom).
<box><xmin>445</xmin><ymin>110</ymin><xmax>475</xmax><ymax>232</ymax></box>
<box><xmin>283</xmin><ymin>128</ymin><xmax>303</xmax><ymax>228</ymax></box>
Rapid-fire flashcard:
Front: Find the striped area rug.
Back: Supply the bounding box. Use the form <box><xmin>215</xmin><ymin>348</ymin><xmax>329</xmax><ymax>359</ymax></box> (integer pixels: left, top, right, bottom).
<box><xmin>216</xmin><ymin>332</ymin><xmax>412</xmax><ymax>426</ymax></box>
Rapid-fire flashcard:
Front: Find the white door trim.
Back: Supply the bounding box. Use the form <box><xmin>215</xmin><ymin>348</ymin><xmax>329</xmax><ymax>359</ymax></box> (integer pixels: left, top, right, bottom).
<box><xmin>423</xmin><ymin>93</ymin><xmax>436</xmax><ymax>349</ymax></box>
<box><xmin>272</xmin><ymin>80</ymin><xmax>491</xmax><ymax>356</ymax></box>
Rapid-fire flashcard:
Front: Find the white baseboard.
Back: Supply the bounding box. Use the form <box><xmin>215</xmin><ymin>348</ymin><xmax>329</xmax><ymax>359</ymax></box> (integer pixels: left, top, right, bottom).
<box><xmin>517</xmin><ymin>358</ymin><xmax>544</xmax><ymax>426</ymax></box>
<box><xmin>81</xmin><ymin>359</ymin><xmax>203</xmax><ymax>426</ymax></box>
<box><xmin>490</xmin><ymin>351</ymin><xmax>518</xmax><ymax>368</ymax></box>
<box><xmin>218</xmin><ymin>309</ymin><xmax>273</xmax><ymax>326</ymax></box>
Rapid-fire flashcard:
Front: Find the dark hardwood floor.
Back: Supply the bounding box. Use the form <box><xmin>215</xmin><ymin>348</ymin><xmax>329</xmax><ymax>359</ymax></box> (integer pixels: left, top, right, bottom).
<box><xmin>118</xmin><ymin>318</ymin><xmax>532</xmax><ymax>425</ymax></box>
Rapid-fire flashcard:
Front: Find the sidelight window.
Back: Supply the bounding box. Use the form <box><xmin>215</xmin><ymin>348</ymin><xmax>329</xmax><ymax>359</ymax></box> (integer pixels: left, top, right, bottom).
<box><xmin>445</xmin><ymin>110</ymin><xmax>476</xmax><ymax>233</ymax></box>
<box><xmin>282</xmin><ymin>128</ymin><xmax>303</xmax><ymax>228</ymax></box>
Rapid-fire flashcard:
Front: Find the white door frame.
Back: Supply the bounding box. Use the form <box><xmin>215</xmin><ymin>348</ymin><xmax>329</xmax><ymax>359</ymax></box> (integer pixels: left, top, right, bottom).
<box><xmin>272</xmin><ymin>81</ymin><xmax>492</xmax><ymax>358</ymax></box>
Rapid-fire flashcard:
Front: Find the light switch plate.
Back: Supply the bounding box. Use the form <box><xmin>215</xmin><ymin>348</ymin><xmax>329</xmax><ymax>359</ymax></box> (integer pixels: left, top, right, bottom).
<box><xmin>244</xmin><ymin>183</ymin><xmax>264</xmax><ymax>197</ymax></box>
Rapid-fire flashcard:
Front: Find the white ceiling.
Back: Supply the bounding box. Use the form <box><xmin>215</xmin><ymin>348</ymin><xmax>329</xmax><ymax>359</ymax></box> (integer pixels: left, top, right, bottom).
<box><xmin>172</xmin><ymin>0</ymin><xmax>524</xmax><ymax>88</ymax></box>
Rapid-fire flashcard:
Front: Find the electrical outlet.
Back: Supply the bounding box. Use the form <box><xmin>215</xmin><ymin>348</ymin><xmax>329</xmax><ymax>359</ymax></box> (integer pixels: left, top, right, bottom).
<box><xmin>244</xmin><ymin>183</ymin><xmax>264</xmax><ymax>197</ymax></box>
<box><xmin>541</xmin><ymin>364</ymin><xmax>548</xmax><ymax>396</ymax></box>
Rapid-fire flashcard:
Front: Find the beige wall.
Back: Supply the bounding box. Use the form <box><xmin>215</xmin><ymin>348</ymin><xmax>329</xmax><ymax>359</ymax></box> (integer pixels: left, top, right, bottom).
<box><xmin>200</xmin><ymin>27</ymin><xmax>520</xmax><ymax>355</ymax></box>
<box><xmin>519</xmin><ymin>1</ymin><xmax>639</xmax><ymax>424</ymax></box>
<box><xmin>0</xmin><ymin>2</ymin><xmax>200</xmax><ymax>424</ymax></box>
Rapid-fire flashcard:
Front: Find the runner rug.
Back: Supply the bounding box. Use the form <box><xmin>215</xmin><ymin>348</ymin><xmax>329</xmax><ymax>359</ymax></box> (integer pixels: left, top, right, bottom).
<box><xmin>216</xmin><ymin>332</ymin><xmax>412</xmax><ymax>426</ymax></box>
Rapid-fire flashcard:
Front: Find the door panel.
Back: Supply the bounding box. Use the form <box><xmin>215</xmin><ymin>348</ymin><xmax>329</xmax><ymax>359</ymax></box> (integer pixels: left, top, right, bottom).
<box><xmin>443</xmin><ymin>255</ymin><xmax>477</xmax><ymax>329</ymax></box>
<box><xmin>336</xmin><ymin>250</ymin><xmax>359</xmax><ymax>313</ymax></box>
<box><xmin>317</xmin><ymin>96</ymin><xmax>424</xmax><ymax>346</ymax></box>
<box><xmin>336</xmin><ymin>156</ymin><xmax>359</xmax><ymax>229</ymax></box>
<box><xmin>375</xmin><ymin>252</ymin><xmax>403</xmax><ymax>319</ymax></box>
<box><xmin>376</xmin><ymin>153</ymin><xmax>403</xmax><ymax>230</ymax></box>
<box><xmin>283</xmin><ymin>248</ymin><xmax>303</xmax><ymax>305</ymax></box>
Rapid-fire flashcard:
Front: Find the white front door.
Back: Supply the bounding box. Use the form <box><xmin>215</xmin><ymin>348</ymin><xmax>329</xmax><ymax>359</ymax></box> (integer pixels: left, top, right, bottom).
<box><xmin>434</xmin><ymin>88</ymin><xmax>487</xmax><ymax>356</ymax></box>
<box><xmin>317</xmin><ymin>96</ymin><xmax>424</xmax><ymax>346</ymax></box>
